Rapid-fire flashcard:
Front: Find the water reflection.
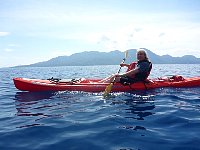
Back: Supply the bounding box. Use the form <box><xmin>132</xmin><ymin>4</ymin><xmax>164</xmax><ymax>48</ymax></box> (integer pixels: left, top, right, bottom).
<box><xmin>125</xmin><ymin>97</ymin><xmax>155</xmax><ymax>120</ymax></box>
<box><xmin>127</xmin><ymin>93</ymin><xmax>155</xmax><ymax>119</ymax></box>
<box><xmin>14</xmin><ymin>92</ymin><xmax>58</xmax><ymax>128</ymax></box>
<box><xmin>113</xmin><ymin>92</ymin><xmax>155</xmax><ymax>134</ymax></box>
<box><xmin>15</xmin><ymin>92</ymin><xmax>55</xmax><ymax>102</ymax></box>
<box><xmin>13</xmin><ymin>91</ymin><xmax>93</xmax><ymax>128</ymax></box>
<box><xmin>112</xmin><ymin>92</ymin><xmax>155</xmax><ymax>121</ymax></box>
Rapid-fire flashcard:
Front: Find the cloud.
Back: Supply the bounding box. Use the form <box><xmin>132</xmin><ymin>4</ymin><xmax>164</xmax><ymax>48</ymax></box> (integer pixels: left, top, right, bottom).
<box><xmin>134</xmin><ymin>28</ymin><xmax>142</xmax><ymax>32</ymax></box>
<box><xmin>100</xmin><ymin>35</ymin><xmax>111</xmax><ymax>42</ymax></box>
<box><xmin>3</xmin><ymin>44</ymin><xmax>19</xmax><ymax>53</ymax></box>
<box><xmin>87</xmin><ymin>21</ymin><xmax>200</xmax><ymax>57</ymax></box>
<box><xmin>159</xmin><ymin>32</ymin><xmax>165</xmax><ymax>37</ymax></box>
<box><xmin>0</xmin><ymin>32</ymin><xmax>10</xmax><ymax>36</ymax></box>
<box><xmin>8</xmin><ymin>44</ymin><xmax>20</xmax><ymax>47</ymax></box>
<box><xmin>4</xmin><ymin>48</ymin><xmax>14</xmax><ymax>52</ymax></box>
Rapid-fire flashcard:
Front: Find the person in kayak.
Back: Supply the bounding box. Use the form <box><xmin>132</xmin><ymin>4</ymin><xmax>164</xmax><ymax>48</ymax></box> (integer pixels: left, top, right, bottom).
<box><xmin>99</xmin><ymin>49</ymin><xmax>152</xmax><ymax>84</ymax></box>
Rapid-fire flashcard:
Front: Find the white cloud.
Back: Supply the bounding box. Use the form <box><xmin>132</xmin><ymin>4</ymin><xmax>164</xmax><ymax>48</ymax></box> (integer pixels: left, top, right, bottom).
<box><xmin>159</xmin><ymin>32</ymin><xmax>166</xmax><ymax>37</ymax></box>
<box><xmin>0</xmin><ymin>32</ymin><xmax>10</xmax><ymax>36</ymax></box>
<box><xmin>83</xmin><ymin>22</ymin><xmax>200</xmax><ymax>57</ymax></box>
<box><xmin>2</xmin><ymin>44</ymin><xmax>19</xmax><ymax>54</ymax></box>
<box><xmin>1</xmin><ymin>1</ymin><xmax>200</xmax><ymax>60</ymax></box>
<box><xmin>8</xmin><ymin>44</ymin><xmax>20</xmax><ymax>47</ymax></box>
<box><xmin>4</xmin><ymin>48</ymin><xmax>14</xmax><ymax>52</ymax></box>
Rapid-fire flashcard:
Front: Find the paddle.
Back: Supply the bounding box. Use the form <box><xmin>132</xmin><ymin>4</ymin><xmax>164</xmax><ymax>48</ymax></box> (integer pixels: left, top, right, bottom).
<box><xmin>103</xmin><ymin>50</ymin><xmax>128</xmax><ymax>98</ymax></box>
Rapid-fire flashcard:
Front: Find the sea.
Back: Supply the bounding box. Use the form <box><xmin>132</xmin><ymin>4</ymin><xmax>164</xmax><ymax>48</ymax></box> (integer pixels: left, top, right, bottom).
<box><xmin>0</xmin><ymin>64</ymin><xmax>200</xmax><ymax>150</ymax></box>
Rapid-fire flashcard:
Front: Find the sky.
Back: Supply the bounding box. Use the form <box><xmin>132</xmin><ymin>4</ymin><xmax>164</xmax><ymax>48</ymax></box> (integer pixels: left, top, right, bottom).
<box><xmin>0</xmin><ymin>0</ymin><xmax>200</xmax><ymax>67</ymax></box>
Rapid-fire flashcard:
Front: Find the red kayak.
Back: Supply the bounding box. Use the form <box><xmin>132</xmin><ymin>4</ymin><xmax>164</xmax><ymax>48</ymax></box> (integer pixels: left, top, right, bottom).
<box><xmin>13</xmin><ymin>75</ymin><xmax>200</xmax><ymax>92</ymax></box>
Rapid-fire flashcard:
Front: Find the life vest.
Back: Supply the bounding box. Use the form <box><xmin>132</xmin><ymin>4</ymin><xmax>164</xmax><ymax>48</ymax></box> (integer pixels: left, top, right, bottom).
<box><xmin>134</xmin><ymin>60</ymin><xmax>152</xmax><ymax>81</ymax></box>
<box><xmin>126</xmin><ymin>62</ymin><xmax>137</xmax><ymax>72</ymax></box>
<box><xmin>126</xmin><ymin>60</ymin><xmax>152</xmax><ymax>81</ymax></box>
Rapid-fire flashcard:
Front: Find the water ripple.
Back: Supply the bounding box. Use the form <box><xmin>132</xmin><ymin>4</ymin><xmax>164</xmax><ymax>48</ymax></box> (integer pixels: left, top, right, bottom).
<box><xmin>0</xmin><ymin>65</ymin><xmax>200</xmax><ymax>150</ymax></box>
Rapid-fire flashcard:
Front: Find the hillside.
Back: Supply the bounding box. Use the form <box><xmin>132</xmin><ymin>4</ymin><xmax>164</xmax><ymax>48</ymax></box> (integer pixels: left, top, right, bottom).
<box><xmin>17</xmin><ymin>49</ymin><xmax>200</xmax><ymax>67</ymax></box>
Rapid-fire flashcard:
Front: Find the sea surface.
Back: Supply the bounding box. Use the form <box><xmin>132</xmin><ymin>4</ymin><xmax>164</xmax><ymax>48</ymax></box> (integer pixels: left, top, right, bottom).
<box><xmin>0</xmin><ymin>64</ymin><xmax>200</xmax><ymax>150</ymax></box>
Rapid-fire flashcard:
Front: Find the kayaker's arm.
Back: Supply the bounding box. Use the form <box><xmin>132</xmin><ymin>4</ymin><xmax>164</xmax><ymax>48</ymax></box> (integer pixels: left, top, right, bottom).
<box><xmin>120</xmin><ymin>63</ymin><xmax>130</xmax><ymax>67</ymax></box>
<box><xmin>119</xmin><ymin>68</ymin><xmax>140</xmax><ymax>77</ymax></box>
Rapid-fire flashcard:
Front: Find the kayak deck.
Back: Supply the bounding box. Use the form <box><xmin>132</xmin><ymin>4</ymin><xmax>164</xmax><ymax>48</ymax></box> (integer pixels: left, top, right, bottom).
<box><xmin>13</xmin><ymin>76</ymin><xmax>200</xmax><ymax>92</ymax></box>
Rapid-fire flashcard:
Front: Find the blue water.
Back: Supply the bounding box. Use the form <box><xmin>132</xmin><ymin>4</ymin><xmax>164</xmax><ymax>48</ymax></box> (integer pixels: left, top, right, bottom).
<box><xmin>0</xmin><ymin>64</ymin><xmax>200</xmax><ymax>150</ymax></box>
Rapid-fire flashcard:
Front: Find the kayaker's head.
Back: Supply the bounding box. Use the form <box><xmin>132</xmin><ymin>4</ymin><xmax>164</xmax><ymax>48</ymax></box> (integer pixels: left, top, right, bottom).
<box><xmin>137</xmin><ymin>48</ymin><xmax>149</xmax><ymax>61</ymax></box>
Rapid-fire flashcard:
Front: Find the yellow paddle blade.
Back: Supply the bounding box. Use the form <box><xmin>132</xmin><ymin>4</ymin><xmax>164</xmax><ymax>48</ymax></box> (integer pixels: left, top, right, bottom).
<box><xmin>103</xmin><ymin>83</ymin><xmax>113</xmax><ymax>97</ymax></box>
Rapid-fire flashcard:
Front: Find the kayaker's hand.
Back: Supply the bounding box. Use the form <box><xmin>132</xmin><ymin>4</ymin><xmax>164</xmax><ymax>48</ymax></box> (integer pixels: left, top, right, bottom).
<box><xmin>120</xmin><ymin>63</ymin><xmax>125</xmax><ymax>67</ymax></box>
<box><xmin>120</xmin><ymin>63</ymin><xmax>129</xmax><ymax>67</ymax></box>
<box><xmin>114</xmin><ymin>74</ymin><xmax>121</xmax><ymax>77</ymax></box>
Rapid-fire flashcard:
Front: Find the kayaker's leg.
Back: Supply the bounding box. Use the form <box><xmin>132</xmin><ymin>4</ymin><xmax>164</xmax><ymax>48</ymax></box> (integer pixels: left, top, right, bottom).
<box><xmin>115</xmin><ymin>76</ymin><xmax>121</xmax><ymax>82</ymax></box>
<box><xmin>99</xmin><ymin>74</ymin><xmax>115</xmax><ymax>83</ymax></box>
<box><xmin>99</xmin><ymin>75</ymin><xmax>120</xmax><ymax>83</ymax></box>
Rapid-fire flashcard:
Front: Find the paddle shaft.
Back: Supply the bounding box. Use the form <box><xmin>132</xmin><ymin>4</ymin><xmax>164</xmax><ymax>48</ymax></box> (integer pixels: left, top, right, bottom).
<box><xmin>103</xmin><ymin>51</ymin><xmax>128</xmax><ymax>97</ymax></box>
<box><xmin>112</xmin><ymin>58</ymin><xmax>126</xmax><ymax>83</ymax></box>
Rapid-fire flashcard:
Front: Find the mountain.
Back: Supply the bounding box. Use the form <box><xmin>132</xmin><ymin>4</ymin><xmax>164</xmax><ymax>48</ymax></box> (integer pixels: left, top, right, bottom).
<box><xmin>17</xmin><ymin>49</ymin><xmax>200</xmax><ymax>67</ymax></box>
